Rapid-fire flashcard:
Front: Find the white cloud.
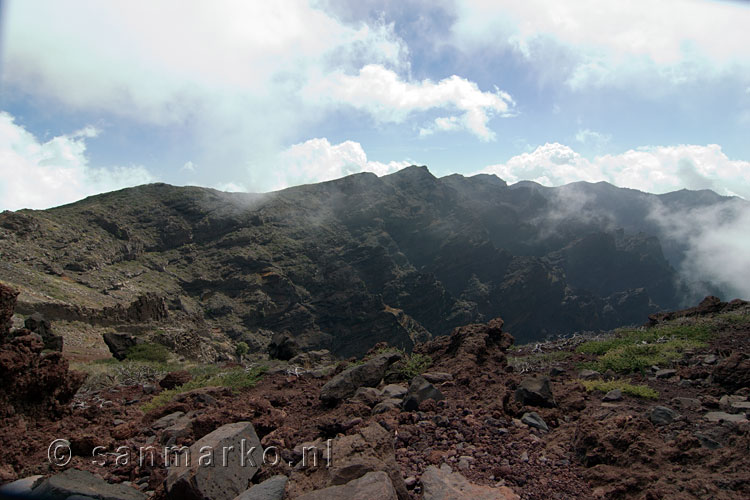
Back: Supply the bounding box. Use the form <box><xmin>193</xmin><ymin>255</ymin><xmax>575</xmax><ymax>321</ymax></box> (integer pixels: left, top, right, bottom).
<box><xmin>3</xmin><ymin>2</ymin><xmax>408</xmax><ymax>124</ymax></box>
<box><xmin>480</xmin><ymin>142</ymin><xmax>750</xmax><ymax>199</ymax></box>
<box><xmin>1</xmin><ymin>1</ymin><xmax>414</xmax><ymax>177</ymax></box>
<box><xmin>575</xmin><ymin>128</ymin><xmax>611</xmax><ymax>148</ymax></box>
<box><xmin>453</xmin><ymin>0</ymin><xmax>750</xmax><ymax>89</ymax></box>
<box><xmin>306</xmin><ymin>64</ymin><xmax>515</xmax><ymax>141</ymax></box>
<box><xmin>0</xmin><ymin>112</ymin><xmax>156</xmax><ymax>210</ymax></box>
<box><xmin>270</xmin><ymin>137</ymin><xmax>410</xmax><ymax>190</ymax></box>
<box><xmin>649</xmin><ymin>199</ymin><xmax>750</xmax><ymax>301</ymax></box>
<box><xmin>181</xmin><ymin>161</ymin><xmax>196</xmax><ymax>172</ymax></box>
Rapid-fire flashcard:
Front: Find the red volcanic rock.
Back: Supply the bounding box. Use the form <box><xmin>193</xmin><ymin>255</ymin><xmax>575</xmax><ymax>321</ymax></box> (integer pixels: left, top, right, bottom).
<box><xmin>414</xmin><ymin>317</ymin><xmax>513</xmax><ymax>373</ymax></box>
<box><xmin>0</xmin><ymin>283</ymin><xmax>19</xmax><ymax>336</ymax></box>
<box><xmin>0</xmin><ymin>283</ymin><xmax>85</xmax><ymax>419</ymax></box>
<box><xmin>159</xmin><ymin>370</ymin><xmax>192</xmax><ymax>389</ymax></box>
<box><xmin>713</xmin><ymin>352</ymin><xmax>750</xmax><ymax>392</ymax></box>
<box><xmin>648</xmin><ymin>295</ymin><xmax>748</xmax><ymax>325</ymax></box>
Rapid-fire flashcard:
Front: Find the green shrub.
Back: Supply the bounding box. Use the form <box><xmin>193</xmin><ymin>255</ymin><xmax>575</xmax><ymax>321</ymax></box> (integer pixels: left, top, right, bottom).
<box><xmin>400</xmin><ymin>353</ymin><xmax>433</xmax><ymax>379</ymax></box>
<box><xmin>580</xmin><ymin>379</ymin><xmax>659</xmax><ymax>399</ymax></box>
<box><xmin>142</xmin><ymin>365</ymin><xmax>266</xmax><ymax>412</ymax></box>
<box><xmin>126</xmin><ymin>343</ymin><xmax>170</xmax><ymax>363</ymax></box>
<box><xmin>575</xmin><ymin>321</ymin><xmax>712</xmax><ymax>374</ymax></box>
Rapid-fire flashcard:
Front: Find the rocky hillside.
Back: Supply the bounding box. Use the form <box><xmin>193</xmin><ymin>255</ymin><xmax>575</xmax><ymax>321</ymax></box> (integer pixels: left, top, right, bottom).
<box><xmin>0</xmin><ymin>167</ymin><xmax>744</xmax><ymax>358</ymax></box>
<box><xmin>0</xmin><ymin>284</ymin><xmax>748</xmax><ymax>499</ymax></box>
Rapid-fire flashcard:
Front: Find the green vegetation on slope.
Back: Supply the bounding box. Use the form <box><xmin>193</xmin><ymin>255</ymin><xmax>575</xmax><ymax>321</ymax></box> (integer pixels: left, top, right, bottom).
<box><xmin>579</xmin><ymin>379</ymin><xmax>659</xmax><ymax>399</ymax></box>
<box><xmin>576</xmin><ymin>320</ymin><xmax>712</xmax><ymax>373</ymax></box>
<box><xmin>142</xmin><ymin>365</ymin><xmax>267</xmax><ymax>413</ymax></box>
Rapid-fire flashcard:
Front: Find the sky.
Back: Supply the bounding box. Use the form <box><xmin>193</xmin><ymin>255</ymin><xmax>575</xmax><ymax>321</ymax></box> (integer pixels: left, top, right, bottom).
<box><xmin>1</xmin><ymin>0</ymin><xmax>750</xmax><ymax>210</ymax></box>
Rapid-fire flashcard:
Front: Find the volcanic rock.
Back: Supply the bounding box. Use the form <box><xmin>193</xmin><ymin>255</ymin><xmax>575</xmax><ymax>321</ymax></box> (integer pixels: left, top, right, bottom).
<box><xmin>160</xmin><ymin>370</ymin><xmax>192</xmax><ymax>389</ymax></box>
<box><xmin>234</xmin><ymin>475</ymin><xmax>288</xmax><ymax>500</ymax></box>
<box><xmin>602</xmin><ymin>389</ymin><xmax>623</xmax><ymax>402</ymax></box>
<box><xmin>102</xmin><ymin>331</ymin><xmax>140</xmax><ymax>360</ymax></box>
<box><xmin>287</xmin><ymin>422</ymin><xmax>408</xmax><ymax>500</ymax></box>
<box><xmin>421</xmin><ymin>464</ymin><xmax>520</xmax><ymax>500</ymax></box>
<box><xmin>30</xmin><ymin>468</ymin><xmax>146</xmax><ymax>500</ymax></box>
<box><xmin>415</xmin><ymin>318</ymin><xmax>512</xmax><ymax>371</ymax></box>
<box><xmin>515</xmin><ymin>376</ymin><xmax>556</xmax><ymax>408</ymax></box>
<box><xmin>320</xmin><ymin>351</ymin><xmax>403</xmax><ymax>405</ymax></box>
<box><xmin>0</xmin><ymin>283</ymin><xmax>18</xmax><ymax>337</ymax></box>
<box><xmin>703</xmin><ymin>411</ymin><xmax>748</xmax><ymax>423</ymax></box>
<box><xmin>521</xmin><ymin>412</ymin><xmax>549</xmax><ymax>432</ymax></box>
<box><xmin>648</xmin><ymin>406</ymin><xmax>678</xmax><ymax>426</ymax></box>
<box><xmin>0</xmin><ymin>329</ymin><xmax>85</xmax><ymax>418</ymax></box>
<box><xmin>268</xmin><ymin>331</ymin><xmax>300</xmax><ymax>361</ymax></box>
<box><xmin>712</xmin><ymin>352</ymin><xmax>750</xmax><ymax>391</ymax></box>
<box><xmin>402</xmin><ymin>375</ymin><xmax>445</xmax><ymax>411</ymax></box>
<box><xmin>295</xmin><ymin>471</ymin><xmax>397</xmax><ymax>500</ymax></box>
<box><xmin>165</xmin><ymin>421</ymin><xmax>263</xmax><ymax>500</ymax></box>
<box><xmin>24</xmin><ymin>312</ymin><xmax>63</xmax><ymax>351</ymax></box>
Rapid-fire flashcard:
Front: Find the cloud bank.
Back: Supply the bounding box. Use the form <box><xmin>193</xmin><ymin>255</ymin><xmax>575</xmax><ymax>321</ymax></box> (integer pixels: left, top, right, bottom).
<box><xmin>481</xmin><ymin>143</ymin><xmax>750</xmax><ymax>199</ymax></box>
<box><xmin>273</xmin><ymin>137</ymin><xmax>410</xmax><ymax>190</ymax></box>
<box><xmin>649</xmin><ymin>198</ymin><xmax>750</xmax><ymax>302</ymax></box>
<box><xmin>453</xmin><ymin>0</ymin><xmax>750</xmax><ymax>89</ymax></box>
<box><xmin>0</xmin><ymin>112</ymin><xmax>155</xmax><ymax>210</ymax></box>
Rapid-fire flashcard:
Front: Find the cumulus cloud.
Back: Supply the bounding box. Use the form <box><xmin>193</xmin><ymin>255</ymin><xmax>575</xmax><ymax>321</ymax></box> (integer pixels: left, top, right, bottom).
<box><xmin>306</xmin><ymin>64</ymin><xmax>515</xmax><ymax>141</ymax></box>
<box><xmin>271</xmin><ymin>137</ymin><xmax>410</xmax><ymax>190</ymax></box>
<box><xmin>3</xmin><ymin>2</ymin><xmax>407</xmax><ymax>124</ymax></box>
<box><xmin>0</xmin><ymin>112</ymin><xmax>155</xmax><ymax>210</ymax></box>
<box><xmin>453</xmin><ymin>0</ymin><xmax>750</xmax><ymax>89</ymax></box>
<box><xmin>480</xmin><ymin>143</ymin><xmax>750</xmax><ymax>199</ymax></box>
<box><xmin>1</xmin><ymin>0</ymin><xmax>417</xmax><ymax>178</ymax></box>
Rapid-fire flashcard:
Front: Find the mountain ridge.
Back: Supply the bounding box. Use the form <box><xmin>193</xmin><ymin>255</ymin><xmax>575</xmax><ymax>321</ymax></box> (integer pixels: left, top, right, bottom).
<box><xmin>0</xmin><ymin>166</ymin><xmax>746</xmax><ymax>359</ymax></box>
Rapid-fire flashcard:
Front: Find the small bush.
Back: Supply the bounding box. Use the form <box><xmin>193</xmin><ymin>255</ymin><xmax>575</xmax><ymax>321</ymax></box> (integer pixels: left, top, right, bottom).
<box><xmin>142</xmin><ymin>365</ymin><xmax>266</xmax><ymax>412</ymax></box>
<box><xmin>580</xmin><ymin>379</ymin><xmax>659</xmax><ymax>399</ymax></box>
<box><xmin>575</xmin><ymin>321</ymin><xmax>712</xmax><ymax>374</ymax></box>
<box><xmin>400</xmin><ymin>353</ymin><xmax>433</xmax><ymax>379</ymax></box>
<box><xmin>126</xmin><ymin>343</ymin><xmax>170</xmax><ymax>363</ymax></box>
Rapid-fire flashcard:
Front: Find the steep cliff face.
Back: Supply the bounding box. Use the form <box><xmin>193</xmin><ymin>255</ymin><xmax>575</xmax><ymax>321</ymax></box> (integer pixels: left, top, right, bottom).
<box><xmin>0</xmin><ymin>167</ymin><xmax>740</xmax><ymax>357</ymax></box>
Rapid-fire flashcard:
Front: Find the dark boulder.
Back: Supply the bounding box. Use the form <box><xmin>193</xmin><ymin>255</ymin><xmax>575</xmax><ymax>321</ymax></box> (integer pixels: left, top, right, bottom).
<box><xmin>320</xmin><ymin>351</ymin><xmax>403</xmax><ymax>406</ymax></box>
<box><xmin>515</xmin><ymin>376</ymin><xmax>556</xmax><ymax>408</ymax></box>
<box><xmin>102</xmin><ymin>331</ymin><xmax>140</xmax><ymax>360</ymax></box>
<box><xmin>713</xmin><ymin>352</ymin><xmax>750</xmax><ymax>392</ymax></box>
<box><xmin>0</xmin><ymin>283</ymin><xmax>19</xmax><ymax>337</ymax></box>
<box><xmin>268</xmin><ymin>332</ymin><xmax>300</xmax><ymax>361</ymax></box>
<box><xmin>24</xmin><ymin>312</ymin><xmax>63</xmax><ymax>351</ymax></box>
<box><xmin>159</xmin><ymin>370</ymin><xmax>192</xmax><ymax>390</ymax></box>
<box><xmin>31</xmin><ymin>468</ymin><xmax>146</xmax><ymax>500</ymax></box>
<box><xmin>402</xmin><ymin>375</ymin><xmax>444</xmax><ymax>411</ymax></box>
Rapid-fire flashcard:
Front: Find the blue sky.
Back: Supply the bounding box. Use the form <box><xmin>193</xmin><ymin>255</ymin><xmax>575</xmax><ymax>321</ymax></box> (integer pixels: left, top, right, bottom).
<box><xmin>1</xmin><ymin>0</ymin><xmax>750</xmax><ymax>210</ymax></box>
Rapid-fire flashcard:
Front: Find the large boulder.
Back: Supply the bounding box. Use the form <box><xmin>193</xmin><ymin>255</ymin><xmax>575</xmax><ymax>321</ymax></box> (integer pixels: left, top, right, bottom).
<box><xmin>515</xmin><ymin>376</ymin><xmax>556</xmax><ymax>408</ymax></box>
<box><xmin>268</xmin><ymin>332</ymin><xmax>300</xmax><ymax>361</ymax></box>
<box><xmin>421</xmin><ymin>464</ymin><xmax>520</xmax><ymax>500</ymax></box>
<box><xmin>165</xmin><ymin>422</ymin><xmax>263</xmax><ymax>500</ymax></box>
<box><xmin>24</xmin><ymin>312</ymin><xmax>63</xmax><ymax>351</ymax></box>
<box><xmin>0</xmin><ymin>333</ymin><xmax>85</xmax><ymax>419</ymax></box>
<box><xmin>295</xmin><ymin>471</ymin><xmax>397</xmax><ymax>500</ymax></box>
<box><xmin>402</xmin><ymin>375</ymin><xmax>444</xmax><ymax>411</ymax></box>
<box><xmin>713</xmin><ymin>352</ymin><xmax>750</xmax><ymax>392</ymax></box>
<box><xmin>30</xmin><ymin>468</ymin><xmax>146</xmax><ymax>500</ymax></box>
<box><xmin>103</xmin><ymin>331</ymin><xmax>140</xmax><ymax>360</ymax></box>
<box><xmin>160</xmin><ymin>370</ymin><xmax>193</xmax><ymax>389</ymax></box>
<box><xmin>234</xmin><ymin>475</ymin><xmax>288</xmax><ymax>500</ymax></box>
<box><xmin>414</xmin><ymin>318</ymin><xmax>513</xmax><ymax>371</ymax></box>
<box><xmin>287</xmin><ymin>422</ymin><xmax>408</xmax><ymax>500</ymax></box>
<box><xmin>320</xmin><ymin>351</ymin><xmax>403</xmax><ymax>406</ymax></box>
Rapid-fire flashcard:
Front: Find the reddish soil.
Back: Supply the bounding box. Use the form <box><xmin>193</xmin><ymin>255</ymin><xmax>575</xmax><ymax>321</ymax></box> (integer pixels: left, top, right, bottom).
<box><xmin>0</xmin><ymin>294</ymin><xmax>748</xmax><ymax>499</ymax></box>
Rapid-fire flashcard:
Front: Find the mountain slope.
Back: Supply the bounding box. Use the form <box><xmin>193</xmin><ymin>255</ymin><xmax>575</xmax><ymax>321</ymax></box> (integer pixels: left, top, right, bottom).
<box><xmin>0</xmin><ymin>166</ymin><xmax>744</xmax><ymax>358</ymax></box>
